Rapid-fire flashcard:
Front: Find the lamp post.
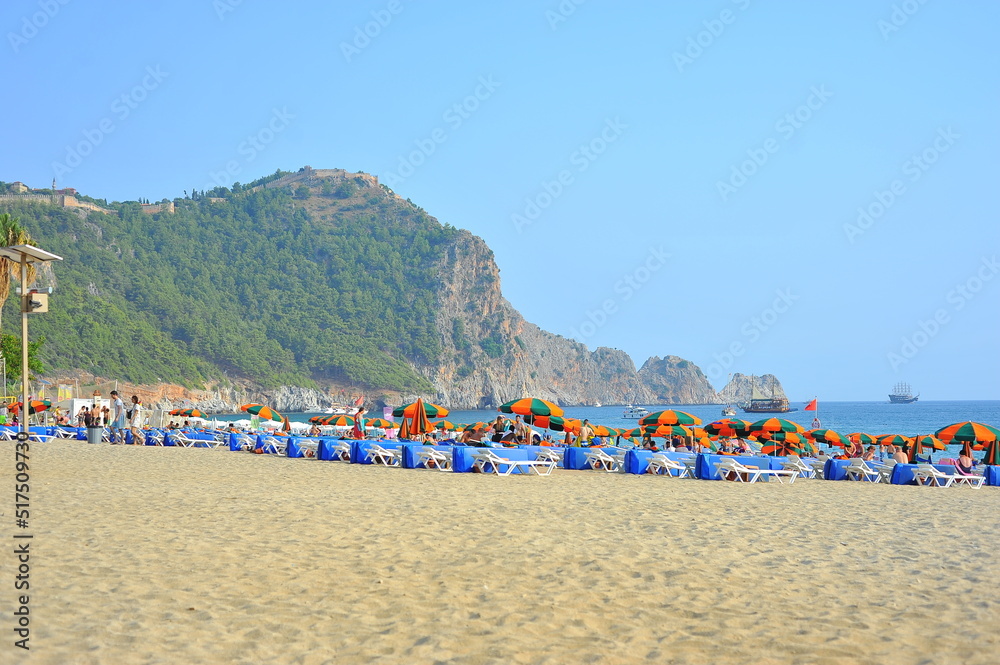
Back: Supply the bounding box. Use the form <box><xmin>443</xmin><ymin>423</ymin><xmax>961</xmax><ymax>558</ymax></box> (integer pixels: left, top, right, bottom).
<box><xmin>0</xmin><ymin>245</ymin><xmax>62</xmax><ymax>437</ymax></box>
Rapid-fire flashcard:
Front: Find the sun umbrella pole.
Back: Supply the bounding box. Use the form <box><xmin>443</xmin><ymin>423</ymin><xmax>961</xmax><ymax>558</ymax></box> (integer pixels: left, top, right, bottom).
<box><xmin>20</xmin><ymin>255</ymin><xmax>29</xmax><ymax>434</ymax></box>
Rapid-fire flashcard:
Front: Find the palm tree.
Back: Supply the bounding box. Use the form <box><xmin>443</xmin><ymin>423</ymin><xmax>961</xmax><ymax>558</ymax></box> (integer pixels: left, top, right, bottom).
<box><xmin>0</xmin><ymin>213</ymin><xmax>35</xmax><ymax>334</ymax></box>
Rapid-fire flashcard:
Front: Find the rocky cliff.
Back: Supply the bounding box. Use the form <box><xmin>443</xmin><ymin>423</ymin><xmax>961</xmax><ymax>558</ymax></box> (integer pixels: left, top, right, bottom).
<box><xmin>412</xmin><ymin>228</ymin><xmax>719</xmax><ymax>408</ymax></box>
<box><xmin>638</xmin><ymin>356</ymin><xmax>721</xmax><ymax>404</ymax></box>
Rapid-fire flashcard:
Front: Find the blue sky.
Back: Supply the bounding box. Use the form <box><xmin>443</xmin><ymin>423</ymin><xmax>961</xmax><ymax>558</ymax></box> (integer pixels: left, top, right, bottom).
<box><xmin>2</xmin><ymin>0</ymin><xmax>998</xmax><ymax>400</ymax></box>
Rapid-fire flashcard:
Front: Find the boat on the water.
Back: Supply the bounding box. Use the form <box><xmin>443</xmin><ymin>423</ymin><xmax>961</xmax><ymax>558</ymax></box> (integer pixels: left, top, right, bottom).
<box><xmin>622</xmin><ymin>405</ymin><xmax>649</xmax><ymax>419</ymax></box>
<box><xmin>323</xmin><ymin>403</ymin><xmax>353</xmax><ymax>415</ymax></box>
<box><xmin>740</xmin><ymin>376</ymin><xmax>796</xmax><ymax>413</ymax></box>
<box><xmin>889</xmin><ymin>382</ymin><xmax>919</xmax><ymax>404</ymax></box>
<box><xmin>593</xmin><ymin>402</ymin><xmax>602</xmax><ymax>408</ymax></box>
<box><xmin>722</xmin><ymin>405</ymin><xmax>737</xmax><ymax>417</ymax></box>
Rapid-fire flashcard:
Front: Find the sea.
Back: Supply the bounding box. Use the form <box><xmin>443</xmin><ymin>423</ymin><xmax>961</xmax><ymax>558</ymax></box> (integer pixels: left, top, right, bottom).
<box><xmin>218</xmin><ymin>400</ymin><xmax>1000</xmax><ymax>463</ymax></box>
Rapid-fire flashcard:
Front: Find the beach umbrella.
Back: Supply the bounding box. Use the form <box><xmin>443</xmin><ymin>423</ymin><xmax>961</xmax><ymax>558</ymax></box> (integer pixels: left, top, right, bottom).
<box><xmin>626</xmin><ymin>424</ymin><xmax>694</xmax><ymax>438</ymax></box>
<box><xmin>908</xmin><ymin>436</ymin><xmax>931</xmax><ymax>464</ymax></box>
<box><xmin>318</xmin><ymin>414</ymin><xmax>355</xmax><ymax>427</ymax></box>
<box><xmin>523</xmin><ymin>414</ymin><xmax>579</xmax><ymax>433</ymax></box>
<box><xmin>308</xmin><ymin>416</ymin><xmax>324</xmax><ymax>424</ymax></box>
<box><xmin>761</xmin><ymin>442</ymin><xmax>800</xmax><ymax>456</ymax></box>
<box><xmin>981</xmin><ymin>440</ymin><xmax>1000</xmax><ymax>466</ymax></box>
<box><xmin>430</xmin><ymin>419</ymin><xmax>456</xmax><ymax>431</ymax></box>
<box><xmin>639</xmin><ymin>410</ymin><xmax>702</xmax><ymax>426</ymax></box>
<box><xmin>912</xmin><ymin>435</ymin><xmax>947</xmax><ymax>451</ymax></box>
<box><xmin>240</xmin><ymin>404</ymin><xmax>283</xmax><ymax>422</ymax></box>
<box><xmin>590</xmin><ymin>424</ymin><xmax>614</xmax><ymax>437</ymax></box>
<box><xmin>876</xmin><ymin>434</ymin><xmax>913</xmax><ymax>448</ymax></box>
<box><xmin>748</xmin><ymin>417</ymin><xmax>804</xmax><ymax>435</ymax></box>
<box><xmin>705</xmin><ymin>418</ymin><xmax>752</xmax><ymax>437</ymax></box>
<box><xmin>8</xmin><ymin>399</ymin><xmax>51</xmax><ymax>414</ymax></box>
<box><xmin>392</xmin><ymin>401</ymin><xmax>449</xmax><ymax>418</ymax></box>
<box><xmin>499</xmin><ymin>397</ymin><xmax>563</xmax><ymax>417</ymax></box>
<box><xmin>806</xmin><ymin>429</ymin><xmax>851</xmax><ymax>447</ymax></box>
<box><xmin>462</xmin><ymin>421</ymin><xmax>488</xmax><ymax>432</ymax></box>
<box><xmin>934</xmin><ymin>421</ymin><xmax>1000</xmax><ymax>444</ymax></box>
<box><xmin>364</xmin><ymin>417</ymin><xmax>394</xmax><ymax>429</ymax></box>
<box><xmin>170</xmin><ymin>408</ymin><xmax>209</xmax><ymax>419</ymax></box>
<box><xmin>848</xmin><ymin>432</ymin><xmax>877</xmax><ymax>446</ymax></box>
<box><xmin>410</xmin><ymin>398</ymin><xmax>435</xmax><ymax>436</ymax></box>
<box><xmin>756</xmin><ymin>431</ymin><xmax>815</xmax><ymax>456</ymax></box>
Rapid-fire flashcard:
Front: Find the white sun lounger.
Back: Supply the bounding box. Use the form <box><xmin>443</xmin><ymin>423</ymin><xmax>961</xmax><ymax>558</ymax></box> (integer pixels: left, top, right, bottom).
<box><xmin>333</xmin><ymin>441</ymin><xmax>353</xmax><ymax>461</ymax></box>
<box><xmin>294</xmin><ymin>438</ymin><xmax>319</xmax><ymax>458</ymax></box>
<box><xmin>844</xmin><ymin>459</ymin><xmax>883</xmax><ymax>483</ymax></box>
<box><xmin>780</xmin><ymin>455</ymin><xmax>816</xmax><ymax>479</ymax></box>
<box><xmin>914</xmin><ymin>464</ymin><xmax>983</xmax><ymax>488</ymax></box>
<box><xmin>583</xmin><ymin>448</ymin><xmax>624</xmax><ymax>472</ymax></box>
<box><xmin>646</xmin><ymin>454</ymin><xmax>691</xmax><ymax>477</ymax></box>
<box><xmin>714</xmin><ymin>458</ymin><xmax>797</xmax><ymax>484</ymax></box>
<box><xmin>416</xmin><ymin>448</ymin><xmax>452</xmax><ymax>471</ymax></box>
<box><xmin>472</xmin><ymin>450</ymin><xmax>555</xmax><ymax>476</ymax></box>
<box><xmin>259</xmin><ymin>436</ymin><xmax>287</xmax><ymax>455</ymax></box>
<box><xmin>534</xmin><ymin>448</ymin><xmax>564</xmax><ymax>464</ymax></box>
<box><xmin>365</xmin><ymin>444</ymin><xmax>401</xmax><ymax>467</ymax></box>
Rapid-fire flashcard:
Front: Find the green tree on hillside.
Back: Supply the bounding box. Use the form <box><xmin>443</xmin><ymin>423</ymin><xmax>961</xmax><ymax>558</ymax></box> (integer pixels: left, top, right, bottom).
<box><xmin>0</xmin><ymin>213</ymin><xmax>35</xmax><ymax>335</ymax></box>
<box><xmin>0</xmin><ymin>334</ymin><xmax>44</xmax><ymax>392</ymax></box>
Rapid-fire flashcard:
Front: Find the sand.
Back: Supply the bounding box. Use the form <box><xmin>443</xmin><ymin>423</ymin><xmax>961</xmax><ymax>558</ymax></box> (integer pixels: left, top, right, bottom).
<box><xmin>4</xmin><ymin>440</ymin><xmax>999</xmax><ymax>665</ymax></box>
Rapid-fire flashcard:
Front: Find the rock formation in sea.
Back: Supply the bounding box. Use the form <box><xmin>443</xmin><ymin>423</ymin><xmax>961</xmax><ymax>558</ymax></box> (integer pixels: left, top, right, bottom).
<box><xmin>717</xmin><ymin>373</ymin><xmax>787</xmax><ymax>405</ymax></box>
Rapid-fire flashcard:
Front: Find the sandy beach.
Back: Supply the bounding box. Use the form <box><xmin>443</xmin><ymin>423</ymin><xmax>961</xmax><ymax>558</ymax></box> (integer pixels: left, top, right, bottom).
<box><xmin>5</xmin><ymin>441</ymin><xmax>999</xmax><ymax>665</ymax></box>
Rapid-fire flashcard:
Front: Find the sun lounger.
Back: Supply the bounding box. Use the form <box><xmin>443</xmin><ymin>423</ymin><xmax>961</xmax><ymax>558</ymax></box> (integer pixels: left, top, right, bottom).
<box><xmin>333</xmin><ymin>441</ymin><xmax>353</xmax><ymax>461</ymax></box>
<box><xmin>296</xmin><ymin>438</ymin><xmax>319</xmax><ymax>457</ymax></box>
<box><xmin>806</xmin><ymin>458</ymin><xmax>827</xmax><ymax>479</ymax></box>
<box><xmin>646</xmin><ymin>454</ymin><xmax>691</xmax><ymax>477</ymax></box>
<box><xmin>844</xmin><ymin>459</ymin><xmax>882</xmax><ymax>483</ymax></box>
<box><xmin>534</xmin><ymin>448</ymin><xmax>564</xmax><ymax>465</ymax></box>
<box><xmin>781</xmin><ymin>455</ymin><xmax>816</xmax><ymax>478</ymax></box>
<box><xmin>365</xmin><ymin>444</ymin><xmax>401</xmax><ymax>466</ymax></box>
<box><xmin>55</xmin><ymin>427</ymin><xmax>78</xmax><ymax>439</ymax></box>
<box><xmin>471</xmin><ymin>450</ymin><xmax>555</xmax><ymax>476</ymax></box>
<box><xmin>714</xmin><ymin>458</ymin><xmax>797</xmax><ymax>484</ymax></box>
<box><xmin>913</xmin><ymin>464</ymin><xmax>983</xmax><ymax>488</ymax></box>
<box><xmin>170</xmin><ymin>432</ymin><xmax>212</xmax><ymax>448</ymax></box>
<box><xmin>416</xmin><ymin>448</ymin><xmax>452</xmax><ymax>471</ymax></box>
<box><xmin>257</xmin><ymin>436</ymin><xmax>286</xmax><ymax>455</ymax></box>
<box><xmin>583</xmin><ymin>448</ymin><xmax>624</xmax><ymax>472</ymax></box>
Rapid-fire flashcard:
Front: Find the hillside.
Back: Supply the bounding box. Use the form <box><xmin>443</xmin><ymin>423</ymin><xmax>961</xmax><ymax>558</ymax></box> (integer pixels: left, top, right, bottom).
<box><xmin>0</xmin><ymin>169</ymin><xmax>723</xmax><ymax>409</ymax></box>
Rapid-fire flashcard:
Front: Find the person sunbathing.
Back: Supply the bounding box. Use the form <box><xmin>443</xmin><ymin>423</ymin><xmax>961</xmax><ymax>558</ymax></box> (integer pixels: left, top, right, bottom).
<box><xmin>957</xmin><ymin>451</ymin><xmax>976</xmax><ymax>475</ymax></box>
<box><xmin>892</xmin><ymin>446</ymin><xmax>908</xmax><ymax>464</ymax></box>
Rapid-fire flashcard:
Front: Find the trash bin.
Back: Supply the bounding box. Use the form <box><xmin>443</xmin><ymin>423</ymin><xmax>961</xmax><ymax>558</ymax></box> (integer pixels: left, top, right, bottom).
<box><xmin>86</xmin><ymin>427</ymin><xmax>103</xmax><ymax>444</ymax></box>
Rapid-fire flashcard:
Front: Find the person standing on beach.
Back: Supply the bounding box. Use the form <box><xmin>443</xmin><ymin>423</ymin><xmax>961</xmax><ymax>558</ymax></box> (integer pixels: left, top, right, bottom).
<box><xmin>351</xmin><ymin>407</ymin><xmax>366</xmax><ymax>439</ymax></box>
<box><xmin>128</xmin><ymin>395</ymin><xmax>144</xmax><ymax>445</ymax></box>
<box><xmin>109</xmin><ymin>390</ymin><xmax>126</xmax><ymax>444</ymax></box>
<box><xmin>577</xmin><ymin>420</ymin><xmax>593</xmax><ymax>447</ymax></box>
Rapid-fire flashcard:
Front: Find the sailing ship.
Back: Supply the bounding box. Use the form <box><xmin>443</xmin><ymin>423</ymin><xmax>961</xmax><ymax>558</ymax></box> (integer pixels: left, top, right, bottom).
<box><xmin>888</xmin><ymin>382</ymin><xmax>919</xmax><ymax>404</ymax></box>
<box><xmin>740</xmin><ymin>376</ymin><xmax>795</xmax><ymax>413</ymax></box>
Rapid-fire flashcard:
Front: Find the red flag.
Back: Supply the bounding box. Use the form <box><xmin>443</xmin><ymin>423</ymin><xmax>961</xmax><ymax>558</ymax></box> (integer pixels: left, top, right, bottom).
<box><xmin>353</xmin><ymin>395</ymin><xmax>364</xmax><ymax>407</ymax></box>
<box><xmin>804</xmin><ymin>398</ymin><xmax>818</xmax><ymax>411</ymax></box>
